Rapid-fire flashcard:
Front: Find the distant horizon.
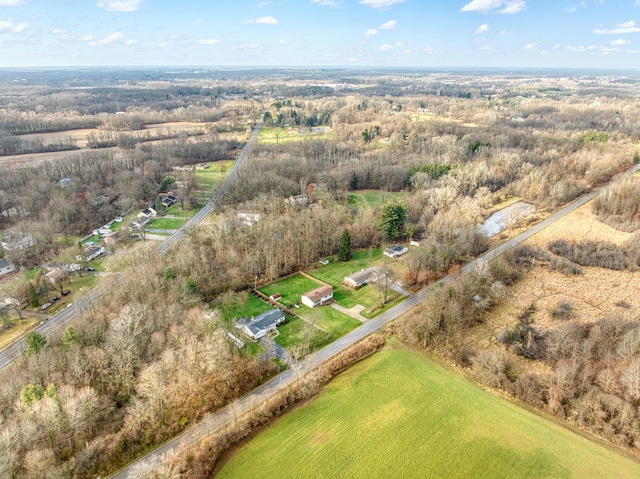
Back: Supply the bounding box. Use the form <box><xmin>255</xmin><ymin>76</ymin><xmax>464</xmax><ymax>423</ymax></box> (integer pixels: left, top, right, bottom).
<box><xmin>2</xmin><ymin>1</ymin><xmax>640</xmax><ymax>69</ymax></box>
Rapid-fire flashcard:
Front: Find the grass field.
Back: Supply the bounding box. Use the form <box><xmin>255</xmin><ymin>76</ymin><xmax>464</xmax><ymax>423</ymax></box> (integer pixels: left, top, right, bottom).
<box><xmin>146</xmin><ymin>217</ymin><xmax>187</xmax><ymax>230</ymax></box>
<box><xmin>274</xmin><ymin>316</ymin><xmax>328</xmax><ymax>350</ymax></box>
<box><xmin>347</xmin><ymin>190</ymin><xmax>410</xmax><ymax>210</ymax></box>
<box><xmin>310</xmin><ymin>248</ymin><xmax>383</xmax><ymax>287</ymax></box>
<box><xmin>223</xmin><ymin>292</ymin><xmax>273</xmax><ymax>322</ymax></box>
<box><xmin>259</xmin><ymin>275</ymin><xmax>322</xmax><ymax>307</ymax></box>
<box><xmin>194</xmin><ymin>160</ymin><xmax>235</xmax><ymax>189</ymax></box>
<box><xmin>299</xmin><ymin>306</ymin><xmax>361</xmax><ymax>338</ymax></box>
<box><xmin>0</xmin><ymin>316</ymin><xmax>41</xmax><ymax>350</ymax></box>
<box><xmin>258</xmin><ymin>126</ymin><xmax>332</xmax><ymax>144</ymax></box>
<box><xmin>218</xmin><ymin>345</ymin><xmax>640</xmax><ymax>479</ymax></box>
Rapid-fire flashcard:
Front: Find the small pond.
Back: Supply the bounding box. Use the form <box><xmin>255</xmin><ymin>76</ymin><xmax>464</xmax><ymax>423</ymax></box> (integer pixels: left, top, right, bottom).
<box><xmin>479</xmin><ymin>201</ymin><xmax>536</xmax><ymax>237</ymax></box>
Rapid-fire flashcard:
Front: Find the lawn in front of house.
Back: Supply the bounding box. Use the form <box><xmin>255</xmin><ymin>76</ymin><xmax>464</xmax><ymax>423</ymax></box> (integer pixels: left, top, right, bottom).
<box><xmin>308</xmin><ymin>248</ymin><xmax>383</xmax><ymax>287</ymax></box>
<box><xmin>219</xmin><ymin>291</ymin><xmax>273</xmax><ymax>324</ymax></box>
<box><xmin>218</xmin><ymin>344</ymin><xmax>640</xmax><ymax>479</ymax></box>
<box><xmin>194</xmin><ymin>160</ymin><xmax>235</xmax><ymax>189</ymax></box>
<box><xmin>298</xmin><ymin>305</ymin><xmax>361</xmax><ymax>338</ymax></box>
<box><xmin>274</xmin><ymin>316</ymin><xmax>328</xmax><ymax>351</ymax></box>
<box><xmin>0</xmin><ymin>315</ymin><xmax>41</xmax><ymax>350</ymax></box>
<box><xmin>259</xmin><ymin>275</ymin><xmax>323</xmax><ymax>307</ymax></box>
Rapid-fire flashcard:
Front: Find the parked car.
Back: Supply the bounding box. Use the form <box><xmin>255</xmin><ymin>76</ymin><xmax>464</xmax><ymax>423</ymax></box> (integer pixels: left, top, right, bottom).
<box><xmin>50</xmin><ymin>296</ymin><xmax>60</xmax><ymax>303</ymax></box>
<box><xmin>41</xmin><ymin>302</ymin><xmax>51</xmax><ymax>310</ymax></box>
<box><xmin>86</xmin><ymin>267</ymin><xmax>95</xmax><ymax>272</ymax></box>
<box><xmin>61</xmin><ymin>290</ymin><xmax>71</xmax><ymax>296</ymax></box>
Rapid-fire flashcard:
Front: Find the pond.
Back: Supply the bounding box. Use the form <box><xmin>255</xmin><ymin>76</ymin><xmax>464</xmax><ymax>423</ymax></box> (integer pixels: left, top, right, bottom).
<box><xmin>479</xmin><ymin>201</ymin><xmax>536</xmax><ymax>237</ymax></box>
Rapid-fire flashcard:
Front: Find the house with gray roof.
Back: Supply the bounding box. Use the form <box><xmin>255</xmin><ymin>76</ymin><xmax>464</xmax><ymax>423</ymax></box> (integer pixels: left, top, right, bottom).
<box><xmin>343</xmin><ymin>267</ymin><xmax>386</xmax><ymax>289</ymax></box>
<box><xmin>236</xmin><ymin>309</ymin><xmax>286</xmax><ymax>340</ymax></box>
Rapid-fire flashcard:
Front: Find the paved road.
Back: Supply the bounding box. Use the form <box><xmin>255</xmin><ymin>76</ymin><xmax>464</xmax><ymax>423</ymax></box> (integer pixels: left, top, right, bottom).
<box><xmin>110</xmin><ymin>162</ymin><xmax>640</xmax><ymax>478</ymax></box>
<box><xmin>0</xmin><ymin>121</ymin><xmax>263</xmax><ymax>370</ymax></box>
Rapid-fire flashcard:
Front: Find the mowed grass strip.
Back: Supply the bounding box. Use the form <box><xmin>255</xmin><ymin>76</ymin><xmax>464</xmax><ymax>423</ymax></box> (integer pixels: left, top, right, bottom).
<box><xmin>218</xmin><ymin>347</ymin><xmax>640</xmax><ymax>479</ymax></box>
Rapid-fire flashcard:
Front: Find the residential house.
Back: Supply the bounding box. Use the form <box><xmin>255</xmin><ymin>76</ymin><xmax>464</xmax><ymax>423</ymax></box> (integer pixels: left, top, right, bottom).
<box><xmin>286</xmin><ymin>194</ymin><xmax>309</xmax><ymax>207</ymax></box>
<box><xmin>236</xmin><ymin>309</ymin><xmax>286</xmax><ymax>340</ymax></box>
<box><xmin>237</xmin><ymin>212</ymin><xmax>262</xmax><ymax>227</ymax></box>
<box><xmin>138</xmin><ymin>207</ymin><xmax>157</xmax><ymax>219</ymax></box>
<box><xmin>301</xmin><ymin>285</ymin><xmax>333</xmax><ymax>308</ymax></box>
<box><xmin>1</xmin><ymin>232</ymin><xmax>35</xmax><ymax>251</ymax></box>
<box><xmin>45</xmin><ymin>268</ymin><xmax>66</xmax><ymax>284</ymax></box>
<box><xmin>131</xmin><ymin>217</ymin><xmax>149</xmax><ymax>230</ymax></box>
<box><xmin>384</xmin><ymin>245</ymin><xmax>408</xmax><ymax>258</ymax></box>
<box><xmin>84</xmin><ymin>245</ymin><xmax>105</xmax><ymax>261</ymax></box>
<box><xmin>343</xmin><ymin>267</ymin><xmax>386</xmax><ymax>289</ymax></box>
<box><xmin>0</xmin><ymin>259</ymin><xmax>16</xmax><ymax>278</ymax></box>
<box><xmin>161</xmin><ymin>195</ymin><xmax>177</xmax><ymax>208</ymax></box>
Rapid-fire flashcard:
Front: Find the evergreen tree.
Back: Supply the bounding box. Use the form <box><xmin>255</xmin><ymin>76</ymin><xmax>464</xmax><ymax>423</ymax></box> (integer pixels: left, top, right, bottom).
<box><xmin>378</xmin><ymin>201</ymin><xmax>408</xmax><ymax>241</ymax></box>
<box><xmin>338</xmin><ymin>228</ymin><xmax>352</xmax><ymax>262</ymax></box>
<box><xmin>25</xmin><ymin>331</ymin><xmax>47</xmax><ymax>355</ymax></box>
<box><xmin>349</xmin><ymin>172</ymin><xmax>358</xmax><ymax>191</ymax></box>
<box><xmin>27</xmin><ymin>282</ymin><xmax>39</xmax><ymax>308</ymax></box>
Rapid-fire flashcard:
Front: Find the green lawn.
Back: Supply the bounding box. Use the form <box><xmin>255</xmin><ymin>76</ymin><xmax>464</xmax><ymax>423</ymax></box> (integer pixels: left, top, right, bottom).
<box><xmin>274</xmin><ymin>316</ymin><xmax>328</xmax><ymax>350</ymax></box>
<box><xmin>223</xmin><ymin>292</ymin><xmax>273</xmax><ymax>322</ymax></box>
<box><xmin>163</xmin><ymin>204</ymin><xmax>201</xmax><ymax>218</ymax></box>
<box><xmin>194</xmin><ymin>160</ymin><xmax>235</xmax><ymax>189</ymax></box>
<box><xmin>218</xmin><ymin>345</ymin><xmax>640</xmax><ymax>479</ymax></box>
<box><xmin>146</xmin><ymin>217</ymin><xmax>187</xmax><ymax>230</ymax></box>
<box><xmin>347</xmin><ymin>190</ymin><xmax>411</xmax><ymax>210</ymax></box>
<box><xmin>259</xmin><ymin>275</ymin><xmax>323</xmax><ymax>307</ymax></box>
<box><xmin>299</xmin><ymin>305</ymin><xmax>361</xmax><ymax>338</ymax></box>
<box><xmin>309</xmin><ymin>248</ymin><xmax>383</xmax><ymax>287</ymax></box>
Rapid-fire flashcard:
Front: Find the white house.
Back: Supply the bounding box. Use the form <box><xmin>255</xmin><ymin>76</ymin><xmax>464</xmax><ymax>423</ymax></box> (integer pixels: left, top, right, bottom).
<box><xmin>301</xmin><ymin>285</ymin><xmax>334</xmax><ymax>308</ymax></box>
<box><xmin>384</xmin><ymin>244</ymin><xmax>408</xmax><ymax>258</ymax></box>
<box><xmin>236</xmin><ymin>309</ymin><xmax>286</xmax><ymax>340</ymax></box>
<box><xmin>138</xmin><ymin>207</ymin><xmax>157</xmax><ymax>219</ymax></box>
<box><xmin>0</xmin><ymin>259</ymin><xmax>16</xmax><ymax>278</ymax></box>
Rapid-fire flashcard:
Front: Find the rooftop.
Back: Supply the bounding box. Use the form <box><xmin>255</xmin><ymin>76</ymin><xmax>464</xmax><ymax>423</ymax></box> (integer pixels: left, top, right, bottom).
<box><xmin>302</xmin><ymin>285</ymin><xmax>333</xmax><ymax>302</ymax></box>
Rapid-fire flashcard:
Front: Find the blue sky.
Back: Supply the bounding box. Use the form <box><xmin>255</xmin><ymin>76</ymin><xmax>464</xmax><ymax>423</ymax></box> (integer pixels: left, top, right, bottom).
<box><xmin>1</xmin><ymin>0</ymin><xmax>640</xmax><ymax>69</ymax></box>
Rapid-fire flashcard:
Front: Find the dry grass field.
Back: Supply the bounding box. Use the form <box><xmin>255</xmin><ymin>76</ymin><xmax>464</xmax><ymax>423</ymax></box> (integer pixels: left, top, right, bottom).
<box><xmin>476</xmin><ymin>200</ymin><xmax>639</xmax><ymax>351</ymax></box>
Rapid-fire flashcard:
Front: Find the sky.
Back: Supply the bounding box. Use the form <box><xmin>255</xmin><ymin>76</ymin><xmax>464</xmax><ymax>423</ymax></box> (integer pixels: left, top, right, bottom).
<box><xmin>1</xmin><ymin>0</ymin><xmax>640</xmax><ymax>69</ymax></box>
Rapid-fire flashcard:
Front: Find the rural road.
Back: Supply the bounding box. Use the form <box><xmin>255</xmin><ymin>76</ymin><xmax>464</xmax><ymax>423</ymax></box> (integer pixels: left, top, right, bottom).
<box><xmin>0</xmin><ymin>120</ymin><xmax>263</xmax><ymax>370</ymax></box>
<box><xmin>110</xmin><ymin>162</ymin><xmax>640</xmax><ymax>478</ymax></box>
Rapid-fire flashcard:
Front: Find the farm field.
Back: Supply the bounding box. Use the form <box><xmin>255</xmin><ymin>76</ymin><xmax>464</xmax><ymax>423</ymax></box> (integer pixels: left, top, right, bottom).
<box><xmin>217</xmin><ymin>345</ymin><xmax>640</xmax><ymax>479</ymax></box>
<box><xmin>258</xmin><ymin>126</ymin><xmax>332</xmax><ymax>144</ymax></box>
<box><xmin>194</xmin><ymin>160</ymin><xmax>235</xmax><ymax>189</ymax></box>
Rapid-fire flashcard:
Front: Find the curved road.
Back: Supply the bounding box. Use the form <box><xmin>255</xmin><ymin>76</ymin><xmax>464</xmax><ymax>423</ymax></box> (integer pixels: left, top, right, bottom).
<box><xmin>0</xmin><ymin>120</ymin><xmax>263</xmax><ymax>370</ymax></box>
<box><xmin>111</xmin><ymin>163</ymin><xmax>640</xmax><ymax>477</ymax></box>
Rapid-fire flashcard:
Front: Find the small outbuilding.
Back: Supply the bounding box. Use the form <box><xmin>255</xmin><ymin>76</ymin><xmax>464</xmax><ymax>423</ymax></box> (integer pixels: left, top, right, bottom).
<box><xmin>301</xmin><ymin>285</ymin><xmax>333</xmax><ymax>308</ymax></box>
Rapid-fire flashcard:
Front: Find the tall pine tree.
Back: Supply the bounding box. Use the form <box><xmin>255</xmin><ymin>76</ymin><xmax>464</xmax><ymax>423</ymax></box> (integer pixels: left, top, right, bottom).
<box><xmin>338</xmin><ymin>228</ymin><xmax>352</xmax><ymax>262</ymax></box>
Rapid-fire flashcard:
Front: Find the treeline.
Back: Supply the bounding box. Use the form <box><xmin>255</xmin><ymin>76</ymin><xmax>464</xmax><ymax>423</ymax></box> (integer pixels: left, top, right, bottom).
<box><xmin>592</xmin><ymin>177</ymin><xmax>640</xmax><ymax>232</ymax></box>
<box><xmin>0</xmin><ymin>133</ymin><xmax>79</xmax><ymax>156</ymax></box>
<box><xmin>0</xmin><ymin>256</ymin><xmax>273</xmax><ymax>478</ymax></box>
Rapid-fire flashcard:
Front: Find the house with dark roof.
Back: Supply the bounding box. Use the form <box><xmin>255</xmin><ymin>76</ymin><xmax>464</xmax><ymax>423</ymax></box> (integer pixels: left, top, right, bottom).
<box><xmin>301</xmin><ymin>285</ymin><xmax>333</xmax><ymax>308</ymax></box>
<box><xmin>0</xmin><ymin>259</ymin><xmax>16</xmax><ymax>278</ymax></box>
<box><xmin>236</xmin><ymin>309</ymin><xmax>286</xmax><ymax>340</ymax></box>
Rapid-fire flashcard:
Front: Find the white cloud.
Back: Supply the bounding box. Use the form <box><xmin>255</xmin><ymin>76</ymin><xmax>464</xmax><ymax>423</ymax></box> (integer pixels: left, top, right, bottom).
<box><xmin>424</xmin><ymin>46</ymin><xmax>433</xmax><ymax>54</ymax></box>
<box><xmin>461</xmin><ymin>0</ymin><xmax>525</xmax><ymax>14</ymax></box>
<box><xmin>198</xmin><ymin>38</ymin><xmax>220</xmax><ymax>45</ymax></box>
<box><xmin>244</xmin><ymin>15</ymin><xmax>278</xmax><ymax>24</ymax></box>
<box><xmin>256</xmin><ymin>15</ymin><xmax>278</xmax><ymax>24</ymax></box>
<box><xmin>0</xmin><ymin>20</ymin><xmax>27</xmax><ymax>33</ymax></box>
<box><xmin>97</xmin><ymin>0</ymin><xmax>142</xmax><ymax>12</ymax></box>
<box><xmin>365</xmin><ymin>28</ymin><xmax>379</xmax><ymax>36</ymax></box>
<box><xmin>345</xmin><ymin>56</ymin><xmax>359</xmax><ymax>62</ymax></box>
<box><xmin>0</xmin><ymin>0</ymin><xmax>23</xmax><ymax>6</ymax></box>
<box><xmin>79</xmin><ymin>34</ymin><xmax>95</xmax><ymax>42</ymax></box>
<box><xmin>124</xmin><ymin>39</ymin><xmax>137</xmax><ymax>46</ymax></box>
<box><xmin>564</xmin><ymin>6</ymin><xmax>577</xmax><ymax>13</ymax></box>
<box><xmin>193</xmin><ymin>19</ymin><xmax>201</xmax><ymax>27</ymax></box>
<box><xmin>52</xmin><ymin>28</ymin><xmax>66</xmax><ymax>34</ymax></box>
<box><xmin>479</xmin><ymin>44</ymin><xmax>495</xmax><ymax>50</ymax></box>
<box><xmin>593</xmin><ymin>20</ymin><xmax>640</xmax><ymax>35</ymax></box>
<box><xmin>312</xmin><ymin>0</ymin><xmax>340</xmax><ymax>6</ymax></box>
<box><xmin>90</xmin><ymin>32</ymin><xmax>125</xmax><ymax>46</ymax></box>
<box><xmin>522</xmin><ymin>41</ymin><xmax>540</xmax><ymax>50</ymax></box>
<box><xmin>254</xmin><ymin>1</ymin><xmax>272</xmax><ymax>7</ymax></box>
<box><xmin>500</xmin><ymin>29</ymin><xmax>514</xmax><ymax>34</ymax></box>
<box><xmin>377</xmin><ymin>44</ymin><xmax>393</xmax><ymax>51</ymax></box>
<box><xmin>395</xmin><ymin>41</ymin><xmax>404</xmax><ymax>46</ymax></box>
<box><xmin>610</xmin><ymin>38</ymin><xmax>630</xmax><ymax>46</ymax></box>
<box><xmin>565</xmin><ymin>44</ymin><xmax>596</xmax><ymax>52</ymax></box>
<box><xmin>359</xmin><ymin>0</ymin><xmax>405</xmax><ymax>10</ymax></box>
<box><xmin>158</xmin><ymin>42</ymin><xmax>171</xmax><ymax>48</ymax></box>
<box><xmin>278</xmin><ymin>38</ymin><xmax>289</xmax><ymax>45</ymax></box>
<box><xmin>552</xmin><ymin>43</ymin><xmax>560</xmax><ymax>49</ymax></box>
<box><xmin>380</xmin><ymin>20</ymin><xmax>397</xmax><ymax>30</ymax></box>
<box><xmin>475</xmin><ymin>23</ymin><xmax>490</xmax><ymax>34</ymax></box>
